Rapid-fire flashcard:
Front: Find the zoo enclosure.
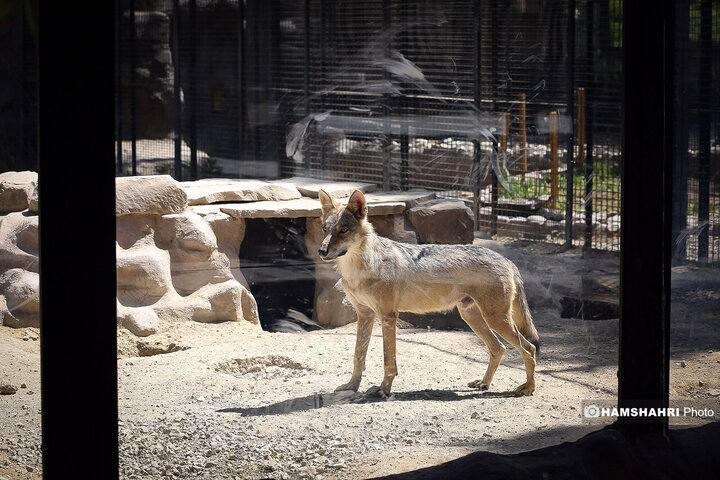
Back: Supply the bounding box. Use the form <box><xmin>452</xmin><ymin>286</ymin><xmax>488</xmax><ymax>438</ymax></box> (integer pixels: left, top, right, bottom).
<box><xmin>111</xmin><ymin>0</ymin><xmax>719</xmax><ymax>262</ymax></box>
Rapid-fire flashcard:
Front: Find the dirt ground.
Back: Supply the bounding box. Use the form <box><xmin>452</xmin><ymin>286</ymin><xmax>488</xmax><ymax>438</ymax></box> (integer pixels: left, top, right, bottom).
<box><xmin>1</xmin><ymin>239</ymin><xmax>719</xmax><ymax>480</ymax></box>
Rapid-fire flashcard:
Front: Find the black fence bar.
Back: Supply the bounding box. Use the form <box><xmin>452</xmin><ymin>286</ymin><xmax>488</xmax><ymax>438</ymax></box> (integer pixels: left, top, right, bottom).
<box><xmin>564</xmin><ymin>0</ymin><xmax>576</xmax><ymax>248</ymax></box>
<box><xmin>189</xmin><ymin>0</ymin><xmax>198</xmax><ymax>180</ymax></box>
<box><xmin>490</xmin><ymin>0</ymin><xmax>498</xmax><ymax>236</ymax></box>
<box><xmin>39</xmin><ymin>1</ymin><xmax>119</xmax><ymax>477</ymax></box>
<box><xmin>584</xmin><ymin>0</ymin><xmax>595</xmax><ymax>249</ymax></box>
<box><xmin>618</xmin><ymin>0</ymin><xmax>673</xmax><ymax>434</ymax></box>
<box><xmin>173</xmin><ymin>0</ymin><xmax>182</xmax><ymax>180</ymax></box>
<box><xmin>238</xmin><ymin>0</ymin><xmax>245</xmax><ymax>169</ymax></box>
<box><xmin>116</xmin><ymin>0</ymin><xmax>123</xmax><ymax>175</ymax></box>
<box><xmin>672</xmin><ymin>0</ymin><xmax>689</xmax><ymax>261</ymax></box>
<box><xmin>130</xmin><ymin>0</ymin><xmax>137</xmax><ymax>176</ymax></box>
<box><xmin>382</xmin><ymin>0</ymin><xmax>391</xmax><ymax>191</ymax></box>
<box><xmin>697</xmin><ymin>0</ymin><xmax>712</xmax><ymax>263</ymax></box>
<box><xmin>472</xmin><ymin>0</ymin><xmax>482</xmax><ymax>226</ymax></box>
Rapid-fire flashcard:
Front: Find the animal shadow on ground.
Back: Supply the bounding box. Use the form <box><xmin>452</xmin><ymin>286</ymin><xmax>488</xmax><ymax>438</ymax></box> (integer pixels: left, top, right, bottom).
<box><xmin>218</xmin><ymin>389</ymin><xmax>518</xmax><ymax>417</ymax></box>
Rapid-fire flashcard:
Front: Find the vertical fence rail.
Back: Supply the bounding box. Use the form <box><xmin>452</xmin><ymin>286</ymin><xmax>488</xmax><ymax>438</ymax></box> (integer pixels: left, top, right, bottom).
<box><xmin>697</xmin><ymin>0</ymin><xmax>712</xmax><ymax>263</ymax></box>
<box><xmin>564</xmin><ymin>0</ymin><xmax>576</xmax><ymax>248</ymax></box>
<box><xmin>172</xmin><ymin>0</ymin><xmax>182</xmax><ymax>180</ymax></box>
<box><xmin>130</xmin><ymin>0</ymin><xmax>137</xmax><ymax>176</ymax></box>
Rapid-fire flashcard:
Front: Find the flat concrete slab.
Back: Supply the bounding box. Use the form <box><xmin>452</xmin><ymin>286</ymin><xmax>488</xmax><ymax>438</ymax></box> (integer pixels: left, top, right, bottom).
<box><xmin>213</xmin><ymin>190</ymin><xmax>436</xmax><ymax>219</ymax></box>
<box><xmin>180</xmin><ymin>179</ymin><xmax>301</xmax><ymax>205</ymax></box>
<box><xmin>274</xmin><ymin>176</ymin><xmax>377</xmax><ymax>198</ymax></box>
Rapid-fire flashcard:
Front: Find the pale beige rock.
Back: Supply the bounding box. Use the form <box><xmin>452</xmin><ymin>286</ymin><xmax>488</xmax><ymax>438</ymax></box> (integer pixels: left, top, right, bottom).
<box><xmin>406</xmin><ymin>199</ymin><xmax>474</xmax><ymax>244</ymax></box>
<box><xmin>221</xmin><ymin>198</ymin><xmax>323</xmax><ymax>219</ymax></box>
<box><xmin>117</xmin><ymin>304</ymin><xmax>159</xmax><ymax>337</ymax></box>
<box><xmin>115</xmin><ymin>175</ymin><xmax>187</xmax><ymax>216</ymax></box>
<box><xmin>116</xmin><ymin>214</ymin><xmax>157</xmax><ymax>250</ymax></box>
<box><xmin>315</xmin><ymin>279</ymin><xmax>357</xmax><ymax>328</ymax></box>
<box><xmin>28</xmin><ymin>184</ymin><xmax>39</xmax><ymax>213</ymax></box>
<box><xmin>193</xmin><ymin>208</ymin><xmax>249</xmax><ymax>289</ymax></box>
<box><xmin>363</xmin><ymin>189</ymin><xmax>436</xmax><ymax>208</ymax></box>
<box><xmin>277</xmin><ymin>176</ymin><xmax>377</xmax><ymax>198</ymax></box>
<box><xmin>0</xmin><ymin>212</ymin><xmax>39</xmax><ymax>273</ymax></box>
<box><xmin>116</xmin><ymin>245</ymin><xmax>175</xmax><ymax>307</ymax></box>
<box><xmin>0</xmin><ymin>171</ymin><xmax>37</xmax><ymax>213</ymax></box>
<box><xmin>178</xmin><ymin>280</ymin><xmax>258</xmax><ymax>324</ymax></box>
<box><xmin>369</xmin><ymin>214</ymin><xmax>418</xmax><ymax>244</ymax></box>
<box><xmin>181</xmin><ymin>178</ymin><xmax>301</xmax><ymax>206</ymax></box>
<box><xmin>0</xmin><ymin>268</ymin><xmax>39</xmax><ymax>328</ymax></box>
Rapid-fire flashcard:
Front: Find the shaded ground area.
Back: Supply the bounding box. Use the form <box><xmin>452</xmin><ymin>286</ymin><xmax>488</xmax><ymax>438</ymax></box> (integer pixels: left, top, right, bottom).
<box><xmin>1</xmin><ymin>238</ymin><xmax>719</xmax><ymax>479</ymax></box>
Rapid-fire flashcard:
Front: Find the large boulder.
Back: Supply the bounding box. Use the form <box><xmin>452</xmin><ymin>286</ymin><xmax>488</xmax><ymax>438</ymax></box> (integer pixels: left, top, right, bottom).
<box><xmin>0</xmin><ymin>268</ymin><xmax>40</xmax><ymax>327</ymax></box>
<box><xmin>181</xmin><ymin>179</ymin><xmax>301</xmax><ymax>205</ymax></box>
<box><xmin>0</xmin><ymin>171</ymin><xmax>38</xmax><ymax>213</ymax></box>
<box><xmin>369</xmin><ymin>214</ymin><xmax>418</xmax><ymax>244</ymax></box>
<box><xmin>406</xmin><ymin>199</ymin><xmax>474</xmax><ymax>244</ymax></box>
<box><xmin>115</xmin><ymin>175</ymin><xmax>187</xmax><ymax>216</ymax></box>
<box><xmin>117</xmin><ymin>304</ymin><xmax>159</xmax><ymax>337</ymax></box>
<box><xmin>116</xmin><ymin>244</ymin><xmax>175</xmax><ymax>307</ymax></box>
<box><xmin>0</xmin><ymin>212</ymin><xmax>39</xmax><ymax>273</ymax></box>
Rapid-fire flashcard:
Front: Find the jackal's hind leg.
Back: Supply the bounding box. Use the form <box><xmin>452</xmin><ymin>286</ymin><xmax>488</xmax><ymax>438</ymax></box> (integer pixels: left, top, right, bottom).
<box><xmin>458</xmin><ymin>298</ymin><xmax>506</xmax><ymax>390</ymax></box>
<box><xmin>335</xmin><ymin>306</ymin><xmax>374</xmax><ymax>393</ymax></box>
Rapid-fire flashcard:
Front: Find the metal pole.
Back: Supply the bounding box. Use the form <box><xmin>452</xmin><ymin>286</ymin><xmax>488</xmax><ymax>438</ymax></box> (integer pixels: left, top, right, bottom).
<box><xmin>697</xmin><ymin>0</ymin><xmax>711</xmax><ymax>263</ymax></box>
<box><xmin>564</xmin><ymin>0</ymin><xmax>576</xmax><ymax>248</ymax></box>
<box><xmin>585</xmin><ymin>0</ymin><xmax>596</xmax><ymax>250</ymax></box>
<box><xmin>238</xmin><ymin>0</ymin><xmax>245</xmax><ymax>171</ymax></box>
<box><xmin>130</xmin><ymin>0</ymin><xmax>137</xmax><ymax>176</ymax></box>
<box><xmin>382</xmin><ymin>0</ymin><xmax>391</xmax><ymax>191</ymax></box>
<box><xmin>491</xmin><ymin>0</ymin><xmax>498</xmax><ymax>236</ymax></box>
<box><xmin>116</xmin><ymin>0</ymin><xmax>123</xmax><ymax>174</ymax></box>
<box><xmin>472</xmin><ymin>0</ymin><xmax>482</xmax><ymax>227</ymax></box>
<box><xmin>173</xmin><ymin>0</ymin><xmax>182</xmax><ymax>180</ymax></box>
<box><xmin>189</xmin><ymin>0</ymin><xmax>198</xmax><ymax>180</ymax></box>
<box><xmin>519</xmin><ymin>92</ymin><xmax>527</xmax><ymax>181</ymax></box>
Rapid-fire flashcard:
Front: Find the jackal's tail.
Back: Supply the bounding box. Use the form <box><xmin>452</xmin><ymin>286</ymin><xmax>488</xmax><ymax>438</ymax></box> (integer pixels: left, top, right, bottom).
<box><xmin>512</xmin><ymin>272</ymin><xmax>540</xmax><ymax>358</ymax></box>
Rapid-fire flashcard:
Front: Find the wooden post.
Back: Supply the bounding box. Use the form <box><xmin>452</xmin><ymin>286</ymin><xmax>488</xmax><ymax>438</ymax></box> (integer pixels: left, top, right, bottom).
<box><xmin>550</xmin><ymin>111</ymin><xmax>559</xmax><ymax>209</ymax></box>
<box><xmin>500</xmin><ymin>112</ymin><xmax>510</xmax><ymax>197</ymax></box>
<box><xmin>577</xmin><ymin>88</ymin><xmax>586</xmax><ymax>167</ymax></box>
<box><xmin>519</xmin><ymin>93</ymin><xmax>527</xmax><ymax>181</ymax></box>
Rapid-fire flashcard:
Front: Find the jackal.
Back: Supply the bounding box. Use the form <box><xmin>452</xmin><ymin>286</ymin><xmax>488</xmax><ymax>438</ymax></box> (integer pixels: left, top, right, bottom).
<box><xmin>318</xmin><ymin>189</ymin><xmax>539</xmax><ymax>397</ymax></box>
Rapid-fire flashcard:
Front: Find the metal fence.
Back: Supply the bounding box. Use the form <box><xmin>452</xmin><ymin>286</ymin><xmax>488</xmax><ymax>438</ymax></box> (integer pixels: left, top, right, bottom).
<box><xmin>109</xmin><ymin>1</ymin><xmax>717</xmax><ymax>262</ymax></box>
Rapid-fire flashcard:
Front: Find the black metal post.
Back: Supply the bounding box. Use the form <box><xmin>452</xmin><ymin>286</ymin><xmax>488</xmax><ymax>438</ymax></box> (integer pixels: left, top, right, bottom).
<box><xmin>671</xmin><ymin>0</ymin><xmax>689</xmax><ymax>261</ymax></box>
<box><xmin>382</xmin><ymin>0</ymin><xmax>392</xmax><ymax>191</ymax></box>
<box><xmin>564</xmin><ymin>0</ymin><xmax>576</xmax><ymax>248</ymax></box>
<box><xmin>584</xmin><ymin>0</ymin><xmax>595</xmax><ymax>249</ymax></box>
<box><xmin>130</xmin><ymin>0</ymin><xmax>137</xmax><ymax>176</ymax></box>
<box><xmin>172</xmin><ymin>0</ymin><xmax>182</xmax><ymax>180</ymax></box>
<box><xmin>116</xmin><ymin>0</ymin><xmax>123</xmax><ymax>174</ymax></box>
<box><xmin>618</xmin><ymin>0</ymin><xmax>673</xmax><ymax>435</ymax></box>
<box><xmin>189</xmin><ymin>0</ymin><xmax>198</xmax><ymax>180</ymax></box>
<box><xmin>38</xmin><ymin>1</ymin><xmax>118</xmax><ymax>477</ymax></box>
<box><xmin>697</xmin><ymin>0</ymin><xmax>712</xmax><ymax>263</ymax></box>
<box><xmin>238</xmin><ymin>0</ymin><xmax>245</xmax><ymax>170</ymax></box>
<box><xmin>473</xmin><ymin>0</ymin><xmax>482</xmax><ymax>226</ymax></box>
<box><xmin>490</xmin><ymin>0</ymin><xmax>498</xmax><ymax>236</ymax></box>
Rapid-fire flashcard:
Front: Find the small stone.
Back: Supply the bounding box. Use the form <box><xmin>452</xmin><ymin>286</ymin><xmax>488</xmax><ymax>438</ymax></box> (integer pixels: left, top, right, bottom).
<box><xmin>680</xmin><ymin>360</ymin><xmax>687</xmax><ymax>368</ymax></box>
<box><xmin>699</xmin><ymin>381</ymin><xmax>705</xmax><ymax>387</ymax></box>
<box><xmin>470</xmin><ymin>412</ymin><xmax>479</xmax><ymax>419</ymax></box>
<box><xmin>20</xmin><ymin>383</ymin><xmax>27</xmax><ymax>389</ymax></box>
<box><xmin>0</xmin><ymin>382</ymin><xmax>18</xmax><ymax>395</ymax></box>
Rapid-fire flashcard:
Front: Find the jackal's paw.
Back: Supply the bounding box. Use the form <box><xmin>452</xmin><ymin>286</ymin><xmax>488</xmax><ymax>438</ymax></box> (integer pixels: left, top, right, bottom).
<box><xmin>366</xmin><ymin>385</ymin><xmax>390</xmax><ymax>398</ymax></box>
<box><xmin>334</xmin><ymin>381</ymin><xmax>360</xmax><ymax>393</ymax></box>
<box><xmin>467</xmin><ymin>379</ymin><xmax>490</xmax><ymax>390</ymax></box>
<box><xmin>513</xmin><ymin>382</ymin><xmax>536</xmax><ymax>396</ymax></box>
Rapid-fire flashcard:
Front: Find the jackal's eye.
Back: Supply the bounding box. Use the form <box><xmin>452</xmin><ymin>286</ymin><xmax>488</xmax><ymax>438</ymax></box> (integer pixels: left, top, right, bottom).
<box><xmin>339</xmin><ymin>226</ymin><xmax>349</xmax><ymax>234</ymax></box>
<box><xmin>321</xmin><ymin>224</ymin><xmax>328</xmax><ymax>233</ymax></box>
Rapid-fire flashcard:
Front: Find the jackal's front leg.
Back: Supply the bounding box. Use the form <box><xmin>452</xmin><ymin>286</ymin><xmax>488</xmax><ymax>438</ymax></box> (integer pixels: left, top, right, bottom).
<box><xmin>366</xmin><ymin>313</ymin><xmax>398</xmax><ymax>398</ymax></box>
<box><xmin>335</xmin><ymin>307</ymin><xmax>374</xmax><ymax>393</ymax></box>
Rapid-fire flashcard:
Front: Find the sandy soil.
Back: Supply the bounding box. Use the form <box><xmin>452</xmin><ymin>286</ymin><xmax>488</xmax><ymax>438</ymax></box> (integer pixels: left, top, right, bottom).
<box><xmin>1</xmin><ymin>240</ymin><xmax>719</xmax><ymax>480</ymax></box>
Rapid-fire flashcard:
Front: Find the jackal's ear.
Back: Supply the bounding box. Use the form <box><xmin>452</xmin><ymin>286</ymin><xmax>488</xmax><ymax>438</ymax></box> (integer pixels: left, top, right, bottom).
<box><xmin>346</xmin><ymin>190</ymin><xmax>367</xmax><ymax>220</ymax></box>
<box><xmin>318</xmin><ymin>189</ymin><xmax>338</xmax><ymax>217</ymax></box>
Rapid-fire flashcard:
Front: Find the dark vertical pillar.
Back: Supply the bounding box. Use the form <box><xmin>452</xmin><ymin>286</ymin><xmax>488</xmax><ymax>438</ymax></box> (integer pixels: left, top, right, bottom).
<box><xmin>115</xmin><ymin>0</ymin><xmax>123</xmax><ymax>174</ymax></box>
<box><xmin>189</xmin><ymin>0</ymin><xmax>198</xmax><ymax>180</ymax></box>
<box><xmin>130</xmin><ymin>0</ymin><xmax>137</xmax><ymax>175</ymax></box>
<box><xmin>564</xmin><ymin>0</ymin><xmax>576</xmax><ymax>248</ymax></box>
<box><xmin>38</xmin><ymin>0</ymin><xmax>118</xmax><ymax>477</ymax></box>
<box><xmin>382</xmin><ymin>0</ymin><xmax>391</xmax><ymax>191</ymax></box>
<box><xmin>473</xmin><ymin>0</ymin><xmax>482</xmax><ymax>226</ymax></box>
<box><xmin>619</xmin><ymin>0</ymin><xmax>673</xmax><ymax>435</ymax></box>
<box><xmin>584</xmin><ymin>0</ymin><xmax>595</xmax><ymax>249</ymax></box>
<box><xmin>490</xmin><ymin>0</ymin><xmax>499</xmax><ymax>236</ymax></box>
<box><xmin>303</xmin><ymin>0</ymin><xmax>311</xmax><ymax>173</ymax></box>
<box><xmin>173</xmin><ymin>0</ymin><xmax>182</xmax><ymax>180</ymax></box>
<box><xmin>238</xmin><ymin>0</ymin><xmax>245</xmax><ymax>170</ymax></box>
<box><xmin>672</xmin><ymin>0</ymin><xmax>689</xmax><ymax>260</ymax></box>
<box><xmin>697</xmin><ymin>0</ymin><xmax>712</xmax><ymax>263</ymax></box>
